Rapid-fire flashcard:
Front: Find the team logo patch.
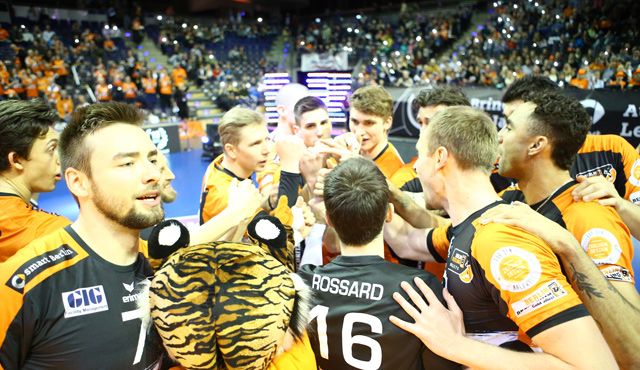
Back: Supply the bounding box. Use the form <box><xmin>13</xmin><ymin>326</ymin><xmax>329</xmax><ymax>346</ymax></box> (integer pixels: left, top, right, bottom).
<box><xmin>580</xmin><ymin>228</ymin><xmax>622</xmax><ymax>265</ymax></box>
<box><xmin>62</xmin><ymin>285</ymin><xmax>109</xmax><ymax>318</ymax></box>
<box><xmin>511</xmin><ymin>280</ymin><xmax>567</xmax><ymax>317</ymax></box>
<box><xmin>630</xmin><ymin>191</ymin><xmax>640</xmax><ymax>205</ymax></box>
<box><xmin>577</xmin><ymin>164</ymin><xmax>616</xmax><ymax>183</ymax></box>
<box><xmin>5</xmin><ymin>245</ymin><xmax>78</xmax><ymax>293</ymax></box>
<box><xmin>490</xmin><ymin>247</ymin><xmax>541</xmax><ymax>292</ymax></box>
<box><xmin>630</xmin><ymin>159</ymin><xmax>640</xmax><ymax>187</ymax></box>
<box><xmin>601</xmin><ymin>266</ymin><xmax>634</xmax><ymax>282</ymax></box>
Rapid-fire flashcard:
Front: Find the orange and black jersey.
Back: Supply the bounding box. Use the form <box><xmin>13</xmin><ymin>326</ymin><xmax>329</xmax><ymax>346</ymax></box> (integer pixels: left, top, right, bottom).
<box><xmin>0</xmin><ymin>226</ymin><xmax>164</xmax><ymax>370</ymax></box>
<box><xmin>500</xmin><ymin>182</ymin><xmax>635</xmax><ymax>283</ymax></box>
<box><xmin>572</xmin><ymin>134</ymin><xmax>640</xmax><ymax>204</ymax></box>
<box><xmin>373</xmin><ymin>142</ymin><xmax>404</xmax><ymax>179</ymax></box>
<box><xmin>299</xmin><ymin>256</ymin><xmax>460</xmax><ymax>370</ymax></box>
<box><xmin>395</xmin><ymin>168</ymin><xmax>514</xmax><ymax>194</ymax></box>
<box><xmin>199</xmin><ymin>154</ymin><xmax>249</xmax><ymax>224</ymax></box>
<box><xmin>0</xmin><ymin>193</ymin><xmax>71</xmax><ymax>262</ymax></box>
<box><xmin>430</xmin><ymin>202</ymin><xmax>588</xmax><ymax>346</ymax></box>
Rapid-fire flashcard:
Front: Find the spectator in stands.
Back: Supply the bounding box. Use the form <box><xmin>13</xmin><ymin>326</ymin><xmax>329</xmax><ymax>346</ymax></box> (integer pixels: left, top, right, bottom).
<box><xmin>570</xmin><ymin>68</ymin><xmax>590</xmax><ymax>89</ymax></box>
<box><xmin>56</xmin><ymin>90</ymin><xmax>73</xmax><ymax>120</ymax></box>
<box><xmin>142</xmin><ymin>70</ymin><xmax>158</xmax><ymax>111</ymax></box>
<box><xmin>609</xmin><ymin>70</ymin><xmax>627</xmax><ymax>90</ymax></box>
<box><xmin>122</xmin><ymin>76</ymin><xmax>138</xmax><ymax>105</ymax></box>
<box><xmin>0</xmin><ymin>26</ymin><xmax>9</xmax><ymax>43</ymax></box>
<box><xmin>158</xmin><ymin>69</ymin><xmax>173</xmax><ymax>115</ymax></box>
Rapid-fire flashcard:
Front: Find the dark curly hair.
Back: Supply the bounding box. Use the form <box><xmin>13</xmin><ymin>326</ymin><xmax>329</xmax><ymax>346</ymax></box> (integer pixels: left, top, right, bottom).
<box><xmin>502</xmin><ymin>75</ymin><xmax>559</xmax><ymax>103</ymax></box>
<box><xmin>527</xmin><ymin>91</ymin><xmax>590</xmax><ymax>170</ymax></box>
<box><xmin>413</xmin><ymin>85</ymin><xmax>470</xmax><ymax>110</ymax></box>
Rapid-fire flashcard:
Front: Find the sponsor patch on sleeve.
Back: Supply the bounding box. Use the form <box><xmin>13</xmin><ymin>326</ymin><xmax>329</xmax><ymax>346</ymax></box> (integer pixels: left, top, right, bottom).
<box><xmin>600</xmin><ymin>266</ymin><xmax>634</xmax><ymax>283</ymax></box>
<box><xmin>5</xmin><ymin>245</ymin><xmax>78</xmax><ymax>293</ymax></box>
<box><xmin>629</xmin><ymin>191</ymin><xmax>640</xmax><ymax>205</ymax></box>
<box><xmin>629</xmin><ymin>159</ymin><xmax>640</xmax><ymax>187</ymax></box>
<box><xmin>490</xmin><ymin>247</ymin><xmax>542</xmax><ymax>292</ymax></box>
<box><xmin>580</xmin><ymin>228</ymin><xmax>622</xmax><ymax>266</ymax></box>
<box><xmin>511</xmin><ymin>279</ymin><xmax>568</xmax><ymax>317</ymax></box>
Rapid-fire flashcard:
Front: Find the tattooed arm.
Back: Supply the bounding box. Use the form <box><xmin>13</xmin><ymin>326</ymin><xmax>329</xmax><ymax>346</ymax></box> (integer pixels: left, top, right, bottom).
<box><xmin>481</xmin><ymin>202</ymin><xmax>640</xmax><ymax>369</ymax></box>
<box><xmin>387</xmin><ymin>180</ymin><xmax>448</xmax><ymax>228</ymax></box>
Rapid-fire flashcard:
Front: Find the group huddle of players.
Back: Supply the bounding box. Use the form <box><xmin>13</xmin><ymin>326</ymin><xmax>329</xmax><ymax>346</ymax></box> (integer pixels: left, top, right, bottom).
<box><xmin>0</xmin><ymin>74</ymin><xmax>639</xmax><ymax>370</ymax></box>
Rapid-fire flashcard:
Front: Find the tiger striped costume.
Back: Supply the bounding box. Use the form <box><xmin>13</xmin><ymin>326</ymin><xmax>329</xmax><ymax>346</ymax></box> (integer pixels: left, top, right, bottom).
<box><xmin>148</xmin><ymin>209</ymin><xmax>315</xmax><ymax>370</ymax></box>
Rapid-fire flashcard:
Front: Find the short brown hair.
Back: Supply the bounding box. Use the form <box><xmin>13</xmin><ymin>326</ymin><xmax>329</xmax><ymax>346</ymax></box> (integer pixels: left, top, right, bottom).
<box><xmin>218</xmin><ymin>106</ymin><xmax>265</xmax><ymax>146</ymax></box>
<box><xmin>413</xmin><ymin>86</ymin><xmax>470</xmax><ymax>109</ymax></box>
<box><xmin>349</xmin><ymin>85</ymin><xmax>393</xmax><ymax>118</ymax></box>
<box><xmin>426</xmin><ymin>106</ymin><xmax>497</xmax><ymax>173</ymax></box>
<box><xmin>60</xmin><ymin>102</ymin><xmax>145</xmax><ymax>175</ymax></box>
<box><xmin>324</xmin><ymin>157</ymin><xmax>389</xmax><ymax>246</ymax></box>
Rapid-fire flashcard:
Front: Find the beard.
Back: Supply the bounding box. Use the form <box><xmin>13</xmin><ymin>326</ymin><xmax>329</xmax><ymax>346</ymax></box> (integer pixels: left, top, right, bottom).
<box><xmin>92</xmin><ymin>182</ymin><xmax>164</xmax><ymax>229</ymax></box>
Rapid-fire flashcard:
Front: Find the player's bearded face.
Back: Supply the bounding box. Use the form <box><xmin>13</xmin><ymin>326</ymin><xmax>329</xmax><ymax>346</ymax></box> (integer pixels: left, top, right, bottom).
<box><xmin>84</xmin><ymin>124</ymin><xmax>165</xmax><ymax>229</ymax></box>
<box><xmin>91</xmin><ymin>180</ymin><xmax>164</xmax><ymax>229</ymax></box>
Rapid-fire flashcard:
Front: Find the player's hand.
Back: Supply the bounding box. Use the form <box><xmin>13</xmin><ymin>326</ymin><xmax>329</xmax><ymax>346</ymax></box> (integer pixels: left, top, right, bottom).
<box><xmin>292</xmin><ymin>196</ymin><xmax>316</xmax><ymax>240</ymax></box>
<box><xmin>226</xmin><ymin>179</ymin><xmax>261</xmax><ymax>221</ymax></box>
<box><xmin>307</xmin><ymin>194</ymin><xmax>327</xmax><ymax>225</ymax></box>
<box><xmin>313</xmin><ymin>168</ymin><xmax>332</xmax><ymax>198</ymax></box>
<box><xmin>316</xmin><ymin>136</ymin><xmax>360</xmax><ymax>163</ymax></box>
<box><xmin>572</xmin><ymin>175</ymin><xmax>622</xmax><ymax>209</ymax></box>
<box><xmin>300</xmin><ymin>150</ymin><xmax>324</xmax><ymax>190</ymax></box>
<box><xmin>276</xmin><ymin>135</ymin><xmax>306</xmax><ymax>173</ymax></box>
<box><xmin>260</xmin><ymin>183</ymin><xmax>279</xmax><ymax>211</ymax></box>
<box><xmin>479</xmin><ymin>201</ymin><xmax>576</xmax><ymax>256</ymax></box>
<box><xmin>389</xmin><ymin>278</ymin><xmax>464</xmax><ymax>358</ymax></box>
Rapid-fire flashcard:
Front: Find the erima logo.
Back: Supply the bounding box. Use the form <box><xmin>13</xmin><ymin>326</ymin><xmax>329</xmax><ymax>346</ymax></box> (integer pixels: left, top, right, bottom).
<box><xmin>580</xmin><ymin>99</ymin><xmax>605</xmax><ymax>125</ymax></box>
<box><xmin>62</xmin><ymin>285</ymin><xmax>109</xmax><ymax>318</ymax></box>
<box><xmin>123</xmin><ymin>282</ymin><xmax>135</xmax><ymax>293</ymax></box>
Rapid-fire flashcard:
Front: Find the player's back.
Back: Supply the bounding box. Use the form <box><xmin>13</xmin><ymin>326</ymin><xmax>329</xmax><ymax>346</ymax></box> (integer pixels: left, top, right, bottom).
<box><xmin>299</xmin><ymin>255</ymin><xmax>459</xmax><ymax>370</ymax></box>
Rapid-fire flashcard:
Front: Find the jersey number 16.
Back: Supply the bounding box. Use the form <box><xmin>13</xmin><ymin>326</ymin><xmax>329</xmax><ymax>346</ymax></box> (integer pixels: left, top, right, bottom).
<box><xmin>309</xmin><ymin>304</ymin><xmax>383</xmax><ymax>369</ymax></box>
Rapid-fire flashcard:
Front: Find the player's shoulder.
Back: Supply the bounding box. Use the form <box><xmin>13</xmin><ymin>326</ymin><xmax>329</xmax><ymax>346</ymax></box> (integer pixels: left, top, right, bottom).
<box><xmin>580</xmin><ymin>134</ymin><xmax>633</xmax><ymax>153</ymax></box>
<box><xmin>471</xmin><ymin>221</ymin><xmax>548</xmax><ymax>256</ymax></box>
<box><xmin>298</xmin><ymin>263</ymin><xmax>319</xmax><ymax>277</ymax></box>
<box><xmin>563</xmin><ymin>196</ymin><xmax>622</xmax><ymax>223</ymax></box>
<box><xmin>1</xmin><ymin>227</ymin><xmax>88</xmax><ymax>295</ymax></box>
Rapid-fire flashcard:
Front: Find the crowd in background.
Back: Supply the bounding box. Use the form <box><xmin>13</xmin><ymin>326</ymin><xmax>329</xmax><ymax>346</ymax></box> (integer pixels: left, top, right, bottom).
<box><xmin>0</xmin><ymin>0</ymin><xmax>639</xmax><ymax>126</ymax></box>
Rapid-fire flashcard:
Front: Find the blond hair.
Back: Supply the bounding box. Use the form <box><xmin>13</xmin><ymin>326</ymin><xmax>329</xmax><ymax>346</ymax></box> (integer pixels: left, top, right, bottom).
<box><xmin>349</xmin><ymin>85</ymin><xmax>393</xmax><ymax>118</ymax></box>
<box><xmin>426</xmin><ymin>106</ymin><xmax>497</xmax><ymax>173</ymax></box>
<box><xmin>218</xmin><ymin>107</ymin><xmax>265</xmax><ymax>146</ymax></box>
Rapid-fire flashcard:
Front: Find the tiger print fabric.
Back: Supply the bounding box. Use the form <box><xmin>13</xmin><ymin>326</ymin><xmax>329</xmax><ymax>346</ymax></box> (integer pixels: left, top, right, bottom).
<box><xmin>149</xmin><ymin>242</ymin><xmax>297</xmax><ymax>370</ymax></box>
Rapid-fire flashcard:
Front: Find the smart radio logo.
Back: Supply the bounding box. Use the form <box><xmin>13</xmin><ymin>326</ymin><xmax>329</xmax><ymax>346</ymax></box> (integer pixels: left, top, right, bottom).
<box><xmin>62</xmin><ymin>285</ymin><xmax>109</xmax><ymax>318</ymax></box>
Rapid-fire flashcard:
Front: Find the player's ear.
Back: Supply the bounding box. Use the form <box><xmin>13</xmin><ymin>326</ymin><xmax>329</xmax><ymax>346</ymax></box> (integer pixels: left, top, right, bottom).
<box><xmin>224</xmin><ymin>143</ymin><xmax>237</xmax><ymax>159</ymax></box>
<box><xmin>385</xmin><ymin>203</ymin><xmax>394</xmax><ymax>223</ymax></box>
<box><xmin>435</xmin><ymin>146</ymin><xmax>448</xmax><ymax>170</ymax></box>
<box><xmin>528</xmin><ymin>136</ymin><xmax>548</xmax><ymax>156</ymax></box>
<box><xmin>65</xmin><ymin>167</ymin><xmax>90</xmax><ymax>199</ymax></box>
<box><xmin>324</xmin><ymin>213</ymin><xmax>333</xmax><ymax>228</ymax></box>
<box><xmin>383</xmin><ymin>115</ymin><xmax>393</xmax><ymax>132</ymax></box>
<box><xmin>7</xmin><ymin>152</ymin><xmax>25</xmax><ymax>171</ymax></box>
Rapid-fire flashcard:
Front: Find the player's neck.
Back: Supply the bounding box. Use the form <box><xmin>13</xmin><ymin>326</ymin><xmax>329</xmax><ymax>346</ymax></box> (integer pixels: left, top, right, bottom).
<box><xmin>72</xmin><ymin>207</ymin><xmax>141</xmax><ymax>266</ymax></box>
<box><xmin>362</xmin><ymin>138</ymin><xmax>388</xmax><ymax>160</ymax></box>
<box><xmin>444</xmin><ymin>170</ymin><xmax>502</xmax><ymax>227</ymax></box>
<box><xmin>0</xmin><ymin>173</ymin><xmax>32</xmax><ymax>204</ymax></box>
<box><xmin>517</xmin><ymin>163</ymin><xmax>572</xmax><ymax>205</ymax></box>
<box><xmin>340</xmin><ymin>233</ymin><xmax>385</xmax><ymax>258</ymax></box>
<box><xmin>221</xmin><ymin>156</ymin><xmax>251</xmax><ymax>179</ymax></box>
